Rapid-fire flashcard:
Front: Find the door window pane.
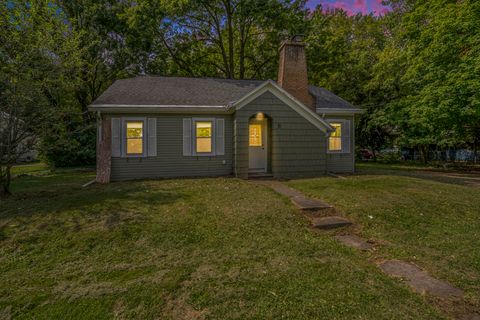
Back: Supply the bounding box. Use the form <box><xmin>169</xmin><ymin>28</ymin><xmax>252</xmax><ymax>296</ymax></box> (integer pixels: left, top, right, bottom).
<box><xmin>249</xmin><ymin>124</ymin><xmax>262</xmax><ymax>147</ymax></box>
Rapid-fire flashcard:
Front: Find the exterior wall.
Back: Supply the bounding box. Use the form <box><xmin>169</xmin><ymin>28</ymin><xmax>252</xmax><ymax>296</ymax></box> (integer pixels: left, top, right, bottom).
<box><xmin>110</xmin><ymin>114</ymin><xmax>233</xmax><ymax>181</ymax></box>
<box><xmin>234</xmin><ymin>91</ymin><xmax>327</xmax><ymax>179</ymax></box>
<box><xmin>323</xmin><ymin>114</ymin><xmax>355</xmax><ymax>173</ymax></box>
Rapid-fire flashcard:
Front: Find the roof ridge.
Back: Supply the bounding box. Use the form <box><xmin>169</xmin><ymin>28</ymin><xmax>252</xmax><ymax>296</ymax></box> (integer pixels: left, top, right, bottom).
<box><xmin>118</xmin><ymin>75</ymin><xmax>265</xmax><ymax>83</ymax></box>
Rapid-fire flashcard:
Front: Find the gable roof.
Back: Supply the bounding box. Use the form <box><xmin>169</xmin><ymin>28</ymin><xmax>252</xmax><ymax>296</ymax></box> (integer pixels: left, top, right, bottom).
<box><xmin>89</xmin><ymin>75</ymin><xmax>361</xmax><ymax>116</ymax></box>
<box><xmin>92</xmin><ymin>76</ymin><xmax>263</xmax><ymax>106</ymax></box>
<box><xmin>309</xmin><ymin>85</ymin><xmax>363</xmax><ymax>114</ymax></box>
<box><xmin>233</xmin><ymin>80</ymin><xmax>333</xmax><ymax>133</ymax></box>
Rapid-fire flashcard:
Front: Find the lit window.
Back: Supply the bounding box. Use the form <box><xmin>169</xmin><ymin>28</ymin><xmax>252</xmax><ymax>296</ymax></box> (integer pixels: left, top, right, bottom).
<box><xmin>126</xmin><ymin>121</ymin><xmax>143</xmax><ymax>155</ymax></box>
<box><xmin>329</xmin><ymin>123</ymin><xmax>342</xmax><ymax>151</ymax></box>
<box><xmin>196</xmin><ymin>121</ymin><xmax>212</xmax><ymax>153</ymax></box>
<box><xmin>249</xmin><ymin>124</ymin><xmax>262</xmax><ymax>146</ymax></box>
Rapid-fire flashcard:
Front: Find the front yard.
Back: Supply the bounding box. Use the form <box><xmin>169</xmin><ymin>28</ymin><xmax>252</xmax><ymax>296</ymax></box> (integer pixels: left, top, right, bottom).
<box><xmin>289</xmin><ymin>163</ymin><xmax>480</xmax><ymax>312</ymax></box>
<box><xmin>1</xmin><ymin>163</ymin><xmax>478</xmax><ymax>319</ymax></box>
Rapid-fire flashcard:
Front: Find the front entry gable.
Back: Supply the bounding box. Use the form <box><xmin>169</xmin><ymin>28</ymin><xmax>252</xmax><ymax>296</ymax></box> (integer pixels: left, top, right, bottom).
<box><xmin>231</xmin><ymin>80</ymin><xmax>334</xmax><ymax>134</ymax></box>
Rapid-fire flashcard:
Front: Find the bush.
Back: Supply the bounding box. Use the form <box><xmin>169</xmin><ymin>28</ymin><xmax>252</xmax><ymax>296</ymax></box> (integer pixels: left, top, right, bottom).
<box><xmin>40</xmin><ymin>123</ymin><xmax>96</xmax><ymax>167</ymax></box>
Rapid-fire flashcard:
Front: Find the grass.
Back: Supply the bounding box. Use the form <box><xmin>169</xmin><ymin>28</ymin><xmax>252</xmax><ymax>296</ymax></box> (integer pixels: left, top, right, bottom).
<box><xmin>11</xmin><ymin>162</ymin><xmax>50</xmax><ymax>175</ymax></box>
<box><xmin>0</xmin><ymin>169</ymin><xmax>444</xmax><ymax>319</ymax></box>
<box><xmin>289</xmin><ymin>163</ymin><xmax>480</xmax><ymax>311</ymax></box>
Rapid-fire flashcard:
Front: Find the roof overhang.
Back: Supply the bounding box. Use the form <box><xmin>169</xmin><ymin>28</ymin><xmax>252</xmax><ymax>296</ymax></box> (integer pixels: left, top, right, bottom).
<box><xmin>88</xmin><ymin>104</ymin><xmax>233</xmax><ymax>114</ymax></box>
<box><xmin>231</xmin><ymin>80</ymin><xmax>334</xmax><ymax>133</ymax></box>
<box><xmin>316</xmin><ymin>108</ymin><xmax>364</xmax><ymax>115</ymax></box>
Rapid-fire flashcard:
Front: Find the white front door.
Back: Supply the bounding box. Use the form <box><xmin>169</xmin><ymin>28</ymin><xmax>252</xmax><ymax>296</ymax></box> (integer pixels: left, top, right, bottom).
<box><xmin>248</xmin><ymin>120</ymin><xmax>267</xmax><ymax>173</ymax></box>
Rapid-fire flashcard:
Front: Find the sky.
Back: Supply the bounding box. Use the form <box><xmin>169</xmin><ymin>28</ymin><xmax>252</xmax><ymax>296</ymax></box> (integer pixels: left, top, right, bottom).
<box><xmin>307</xmin><ymin>0</ymin><xmax>390</xmax><ymax>16</ymax></box>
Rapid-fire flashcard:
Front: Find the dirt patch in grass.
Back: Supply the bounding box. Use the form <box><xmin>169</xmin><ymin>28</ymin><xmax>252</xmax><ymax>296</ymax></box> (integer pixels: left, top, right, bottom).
<box><xmin>163</xmin><ymin>293</ymin><xmax>209</xmax><ymax>320</ymax></box>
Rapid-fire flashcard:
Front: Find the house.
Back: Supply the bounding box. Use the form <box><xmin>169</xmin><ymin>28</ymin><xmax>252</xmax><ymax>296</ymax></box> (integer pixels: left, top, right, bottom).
<box><xmin>0</xmin><ymin>111</ymin><xmax>38</xmax><ymax>163</ymax></box>
<box><xmin>88</xmin><ymin>36</ymin><xmax>363</xmax><ymax>183</ymax></box>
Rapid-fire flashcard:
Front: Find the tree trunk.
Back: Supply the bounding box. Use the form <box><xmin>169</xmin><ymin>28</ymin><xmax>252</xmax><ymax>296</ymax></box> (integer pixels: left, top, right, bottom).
<box><xmin>0</xmin><ymin>165</ymin><xmax>12</xmax><ymax>197</ymax></box>
<box><xmin>239</xmin><ymin>25</ymin><xmax>245</xmax><ymax>79</ymax></box>
<box><xmin>474</xmin><ymin>139</ymin><xmax>478</xmax><ymax>164</ymax></box>
<box><xmin>225</xmin><ymin>0</ymin><xmax>235</xmax><ymax>79</ymax></box>
<box><xmin>372</xmin><ymin>149</ymin><xmax>377</xmax><ymax>162</ymax></box>
<box><xmin>419</xmin><ymin>146</ymin><xmax>429</xmax><ymax>164</ymax></box>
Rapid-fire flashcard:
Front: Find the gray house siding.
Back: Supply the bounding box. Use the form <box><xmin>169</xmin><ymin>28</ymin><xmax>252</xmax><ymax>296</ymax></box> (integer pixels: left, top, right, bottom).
<box><xmin>111</xmin><ymin>114</ymin><xmax>233</xmax><ymax>181</ymax></box>
<box><xmin>234</xmin><ymin>91</ymin><xmax>327</xmax><ymax>179</ymax></box>
<box><xmin>323</xmin><ymin>114</ymin><xmax>355</xmax><ymax>173</ymax></box>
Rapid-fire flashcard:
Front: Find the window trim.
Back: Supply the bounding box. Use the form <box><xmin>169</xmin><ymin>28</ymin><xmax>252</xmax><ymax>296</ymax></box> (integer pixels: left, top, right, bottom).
<box><xmin>192</xmin><ymin>117</ymin><xmax>216</xmax><ymax>156</ymax></box>
<box><xmin>326</xmin><ymin>119</ymin><xmax>350</xmax><ymax>154</ymax></box>
<box><xmin>122</xmin><ymin>117</ymin><xmax>147</xmax><ymax>157</ymax></box>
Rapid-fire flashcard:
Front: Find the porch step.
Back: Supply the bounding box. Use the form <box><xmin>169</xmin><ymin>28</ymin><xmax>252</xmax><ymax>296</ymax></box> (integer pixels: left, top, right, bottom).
<box><xmin>311</xmin><ymin>216</ymin><xmax>352</xmax><ymax>230</ymax></box>
<box><xmin>248</xmin><ymin>173</ymin><xmax>274</xmax><ymax>179</ymax></box>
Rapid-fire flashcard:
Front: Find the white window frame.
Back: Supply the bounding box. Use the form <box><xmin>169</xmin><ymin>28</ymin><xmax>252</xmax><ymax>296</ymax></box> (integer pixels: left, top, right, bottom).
<box><xmin>192</xmin><ymin>117</ymin><xmax>216</xmax><ymax>156</ymax></box>
<box><xmin>122</xmin><ymin>117</ymin><xmax>147</xmax><ymax>157</ymax></box>
<box><xmin>327</xmin><ymin>119</ymin><xmax>350</xmax><ymax>154</ymax></box>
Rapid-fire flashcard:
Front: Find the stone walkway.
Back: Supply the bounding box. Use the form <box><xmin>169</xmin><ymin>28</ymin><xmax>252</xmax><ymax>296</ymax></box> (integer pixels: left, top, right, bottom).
<box><xmin>379</xmin><ymin>260</ymin><xmax>464</xmax><ymax>299</ymax></box>
<box><xmin>253</xmin><ymin>179</ymin><xmax>480</xmax><ymax>319</ymax></box>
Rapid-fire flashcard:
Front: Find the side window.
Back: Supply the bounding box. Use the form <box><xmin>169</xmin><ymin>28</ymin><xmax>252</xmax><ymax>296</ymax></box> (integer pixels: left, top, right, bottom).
<box><xmin>194</xmin><ymin>120</ymin><xmax>214</xmax><ymax>154</ymax></box>
<box><xmin>184</xmin><ymin>118</ymin><xmax>223</xmax><ymax>156</ymax></box>
<box><xmin>126</xmin><ymin>121</ymin><xmax>144</xmax><ymax>155</ymax></box>
<box><xmin>328</xmin><ymin>123</ymin><xmax>342</xmax><ymax>152</ymax></box>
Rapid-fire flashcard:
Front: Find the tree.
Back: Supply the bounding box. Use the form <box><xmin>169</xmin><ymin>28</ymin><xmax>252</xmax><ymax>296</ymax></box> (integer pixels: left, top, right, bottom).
<box><xmin>157</xmin><ymin>0</ymin><xmax>308</xmax><ymax>79</ymax></box>
<box><xmin>306</xmin><ymin>7</ymin><xmax>390</xmax><ymax>156</ymax></box>
<box><xmin>373</xmin><ymin>0</ymin><xmax>480</xmax><ymax>162</ymax></box>
<box><xmin>0</xmin><ymin>1</ymin><xmax>81</xmax><ymax>195</ymax></box>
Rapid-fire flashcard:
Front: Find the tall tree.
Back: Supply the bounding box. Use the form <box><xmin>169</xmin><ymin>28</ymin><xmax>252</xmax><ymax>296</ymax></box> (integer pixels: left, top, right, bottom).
<box><xmin>158</xmin><ymin>0</ymin><xmax>308</xmax><ymax>79</ymax></box>
<box><xmin>0</xmin><ymin>1</ymin><xmax>81</xmax><ymax>195</ymax></box>
<box><xmin>306</xmin><ymin>7</ymin><xmax>390</xmax><ymax>156</ymax></box>
<box><xmin>375</xmin><ymin>0</ymin><xmax>480</xmax><ymax>162</ymax></box>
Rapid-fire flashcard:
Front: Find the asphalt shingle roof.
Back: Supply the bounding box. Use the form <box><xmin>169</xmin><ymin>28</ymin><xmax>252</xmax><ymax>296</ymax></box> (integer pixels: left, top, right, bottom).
<box><xmin>308</xmin><ymin>85</ymin><xmax>357</xmax><ymax>110</ymax></box>
<box><xmin>92</xmin><ymin>76</ymin><xmax>263</xmax><ymax>106</ymax></box>
<box><xmin>92</xmin><ymin>75</ymin><xmax>360</xmax><ymax>111</ymax></box>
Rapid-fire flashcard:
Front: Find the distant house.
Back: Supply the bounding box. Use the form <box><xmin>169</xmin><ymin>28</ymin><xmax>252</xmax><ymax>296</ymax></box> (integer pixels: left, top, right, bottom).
<box><xmin>0</xmin><ymin>111</ymin><xmax>38</xmax><ymax>163</ymax></box>
<box><xmin>89</xmin><ymin>36</ymin><xmax>363</xmax><ymax>183</ymax></box>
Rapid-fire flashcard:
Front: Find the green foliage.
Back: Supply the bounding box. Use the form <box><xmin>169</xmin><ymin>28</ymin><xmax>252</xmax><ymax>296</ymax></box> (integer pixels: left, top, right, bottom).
<box><xmin>372</xmin><ymin>0</ymin><xmax>480</xmax><ymax>158</ymax></box>
<box><xmin>305</xmin><ymin>1</ymin><xmax>480</xmax><ymax>161</ymax></box>
<box><xmin>0</xmin><ymin>0</ymin><xmax>84</xmax><ymax>193</ymax></box>
<box><xmin>2</xmin><ymin>0</ymin><xmax>479</xmax><ymax>176</ymax></box>
<box><xmin>40</xmin><ymin>122</ymin><xmax>96</xmax><ymax>167</ymax></box>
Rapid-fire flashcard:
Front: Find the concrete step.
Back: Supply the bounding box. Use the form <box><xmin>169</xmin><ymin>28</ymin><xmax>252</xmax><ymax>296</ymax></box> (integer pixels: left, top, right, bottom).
<box><xmin>248</xmin><ymin>173</ymin><xmax>274</xmax><ymax>179</ymax></box>
<box><xmin>292</xmin><ymin>196</ymin><xmax>333</xmax><ymax>211</ymax></box>
<box><xmin>335</xmin><ymin>235</ymin><xmax>373</xmax><ymax>250</ymax></box>
<box><xmin>379</xmin><ymin>260</ymin><xmax>464</xmax><ymax>299</ymax></box>
<box><xmin>311</xmin><ymin>216</ymin><xmax>352</xmax><ymax>230</ymax></box>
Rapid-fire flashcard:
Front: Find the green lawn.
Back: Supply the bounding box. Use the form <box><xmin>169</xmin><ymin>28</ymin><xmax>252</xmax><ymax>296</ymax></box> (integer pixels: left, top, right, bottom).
<box><xmin>289</xmin><ymin>163</ymin><xmax>480</xmax><ymax>311</ymax></box>
<box><xmin>0</xmin><ymin>168</ymin><xmax>444</xmax><ymax>319</ymax></box>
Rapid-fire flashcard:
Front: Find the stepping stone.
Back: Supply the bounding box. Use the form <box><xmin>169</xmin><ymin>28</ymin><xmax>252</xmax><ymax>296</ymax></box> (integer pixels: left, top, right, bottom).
<box><xmin>335</xmin><ymin>235</ymin><xmax>373</xmax><ymax>250</ymax></box>
<box><xmin>379</xmin><ymin>260</ymin><xmax>464</xmax><ymax>299</ymax></box>
<box><xmin>291</xmin><ymin>196</ymin><xmax>332</xmax><ymax>211</ymax></box>
<box><xmin>254</xmin><ymin>180</ymin><xmax>304</xmax><ymax>198</ymax></box>
<box><xmin>311</xmin><ymin>216</ymin><xmax>352</xmax><ymax>230</ymax></box>
<box><xmin>464</xmin><ymin>313</ymin><xmax>480</xmax><ymax>320</ymax></box>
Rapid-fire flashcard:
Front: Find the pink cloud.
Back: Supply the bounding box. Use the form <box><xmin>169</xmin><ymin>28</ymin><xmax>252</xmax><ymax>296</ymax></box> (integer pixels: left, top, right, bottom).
<box><xmin>353</xmin><ymin>0</ymin><xmax>368</xmax><ymax>14</ymax></box>
<box><xmin>308</xmin><ymin>0</ymin><xmax>390</xmax><ymax>16</ymax></box>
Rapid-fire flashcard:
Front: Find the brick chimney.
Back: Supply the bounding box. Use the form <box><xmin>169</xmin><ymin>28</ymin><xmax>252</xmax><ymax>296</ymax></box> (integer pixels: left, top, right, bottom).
<box><xmin>277</xmin><ymin>35</ymin><xmax>314</xmax><ymax>110</ymax></box>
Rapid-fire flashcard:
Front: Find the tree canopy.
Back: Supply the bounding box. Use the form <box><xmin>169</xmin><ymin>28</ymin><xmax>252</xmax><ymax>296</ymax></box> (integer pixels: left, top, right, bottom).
<box><xmin>1</xmin><ymin>0</ymin><xmax>479</xmax><ymax>183</ymax></box>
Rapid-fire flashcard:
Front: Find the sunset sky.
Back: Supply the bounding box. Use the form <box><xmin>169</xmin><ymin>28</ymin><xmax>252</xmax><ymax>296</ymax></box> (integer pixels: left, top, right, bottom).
<box><xmin>307</xmin><ymin>0</ymin><xmax>390</xmax><ymax>15</ymax></box>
